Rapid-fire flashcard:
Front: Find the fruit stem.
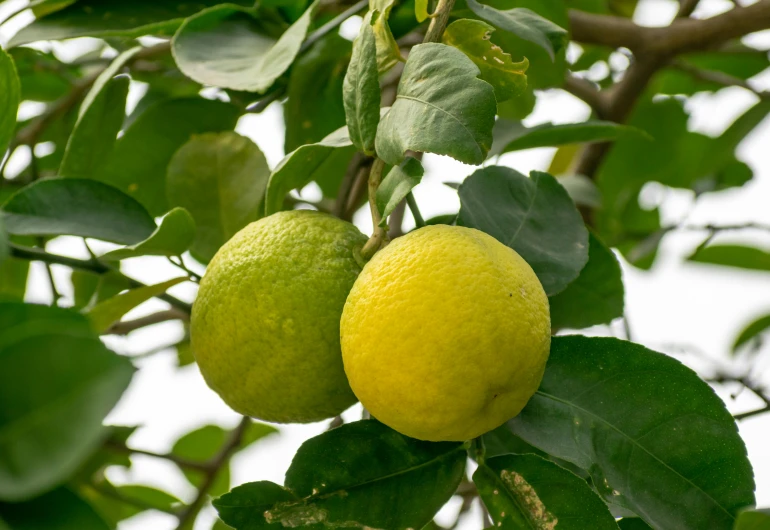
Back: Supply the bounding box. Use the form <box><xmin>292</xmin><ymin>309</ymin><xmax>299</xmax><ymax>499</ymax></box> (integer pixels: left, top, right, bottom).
<box><xmin>361</xmin><ymin>158</ymin><xmax>388</xmax><ymax>259</ymax></box>
<box><xmin>406</xmin><ymin>192</ymin><xmax>426</xmax><ymax>228</ymax></box>
<box><xmin>473</xmin><ymin>436</ymin><xmax>486</xmax><ymax>465</ymax></box>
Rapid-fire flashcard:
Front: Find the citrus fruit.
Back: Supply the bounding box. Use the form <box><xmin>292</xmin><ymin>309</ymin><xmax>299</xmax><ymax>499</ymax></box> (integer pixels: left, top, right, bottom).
<box><xmin>341</xmin><ymin>225</ymin><xmax>551</xmax><ymax>441</ymax></box>
<box><xmin>192</xmin><ymin>210</ymin><xmax>366</xmax><ymax>423</ymax></box>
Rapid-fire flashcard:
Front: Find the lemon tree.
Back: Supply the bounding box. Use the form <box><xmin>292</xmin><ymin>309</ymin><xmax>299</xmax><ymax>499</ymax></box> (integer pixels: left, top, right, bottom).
<box><xmin>1</xmin><ymin>0</ymin><xmax>769</xmax><ymax>529</ymax></box>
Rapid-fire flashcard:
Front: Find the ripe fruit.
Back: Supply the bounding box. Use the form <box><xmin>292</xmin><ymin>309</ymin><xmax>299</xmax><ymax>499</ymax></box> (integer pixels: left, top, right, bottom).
<box><xmin>192</xmin><ymin>210</ymin><xmax>366</xmax><ymax>423</ymax></box>
<box><xmin>341</xmin><ymin>225</ymin><xmax>551</xmax><ymax>441</ymax></box>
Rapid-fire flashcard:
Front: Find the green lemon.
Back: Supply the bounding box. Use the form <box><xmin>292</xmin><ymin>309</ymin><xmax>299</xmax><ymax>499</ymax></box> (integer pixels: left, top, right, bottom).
<box><xmin>341</xmin><ymin>225</ymin><xmax>551</xmax><ymax>441</ymax></box>
<box><xmin>192</xmin><ymin>210</ymin><xmax>366</xmax><ymax>423</ymax></box>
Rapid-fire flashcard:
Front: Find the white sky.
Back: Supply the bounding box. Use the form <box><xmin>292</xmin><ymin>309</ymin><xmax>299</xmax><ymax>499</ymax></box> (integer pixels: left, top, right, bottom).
<box><xmin>2</xmin><ymin>0</ymin><xmax>770</xmax><ymax>528</ymax></box>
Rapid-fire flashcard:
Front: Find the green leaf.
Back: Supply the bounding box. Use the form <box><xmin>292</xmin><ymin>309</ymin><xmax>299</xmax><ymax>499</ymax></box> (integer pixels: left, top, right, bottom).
<box><xmin>510</xmin><ymin>336</ymin><xmax>756</xmax><ymax>529</ymax></box>
<box><xmin>734</xmin><ymin>509</ymin><xmax>770</xmax><ymax>530</ymax></box>
<box><xmin>415</xmin><ymin>0</ymin><xmax>429</xmax><ymax>22</ymax></box>
<box><xmin>557</xmin><ymin>174</ymin><xmax>603</xmax><ymax>208</ymax></box>
<box><xmin>458</xmin><ymin>167</ymin><xmax>589</xmax><ymax>295</ymax></box>
<box><xmin>465</xmin><ymin>0</ymin><xmax>568</xmax><ymax>60</ymax></box>
<box><xmin>344</xmin><ymin>21</ymin><xmax>381</xmax><ymax>155</ymax></box>
<box><xmin>0</xmin><ymin>303</ymin><xmax>134</xmax><ymax>501</ymax></box>
<box><xmin>166</xmin><ymin>132</ymin><xmax>270</xmax><ymax>262</ymax></box>
<box><xmin>1</xmin><ymin>179</ymin><xmax>156</xmax><ymax>244</ymax></box>
<box><xmin>0</xmin><ymin>48</ymin><xmax>21</xmax><ymax>157</ymax></box>
<box><xmin>86</xmin><ymin>277</ymin><xmax>186</xmax><ymax>333</ymax></box>
<box><xmin>474</xmin><ymin>454</ymin><xmax>619</xmax><ymax>529</ymax></box>
<box><xmin>172</xmin><ymin>1</ymin><xmax>319</xmax><ymax>93</ymax></box>
<box><xmin>367</xmin><ymin>0</ymin><xmax>403</xmax><ymax>73</ymax></box>
<box><xmin>0</xmin><ymin>260</ymin><xmax>29</xmax><ymax>302</ymax></box>
<box><xmin>173</xmin><ymin>421</ymin><xmax>277</xmax><ymax>498</ymax></box>
<box><xmin>100</xmin><ymin>207</ymin><xmax>196</xmax><ymax>261</ymax></box>
<box><xmin>9</xmin><ymin>0</ymin><xmax>253</xmax><ymax>46</ymax></box>
<box><xmin>95</xmin><ymin>97</ymin><xmax>240</xmax><ymax>216</ymax></box>
<box><xmin>0</xmin><ymin>219</ymin><xmax>8</xmax><ymax>267</ymax></box>
<box><xmin>0</xmin><ymin>487</ymin><xmax>110</xmax><ymax>529</ymax></box>
<box><xmin>549</xmin><ymin>232</ymin><xmax>624</xmax><ymax>329</ymax></box>
<box><xmin>71</xmin><ymin>271</ymin><xmax>132</xmax><ymax>312</ymax></box>
<box><xmin>59</xmin><ymin>75</ymin><xmax>130</xmax><ymax>179</ymax></box>
<box><xmin>82</xmin><ymin>482</ymin><xmax>183</xmax><ymax>526</ymax></box>
<box><xmin>215</xmin><ymin>420</ymin><xmax>466</xmax><ymax>530</ymax></box>
<box><xmin>375</xmin><ymin>157</ymin><xmax>424</xmax><ymax>227</ymax></box>
<box><xmin>490</xmin><ymin>120</ymin><xmax>645</xmax><ymax>157</ymax></box>
<box><xmin>732</xmin><ymin>313</ymin><xmax>770</xmax><ymax>353</ymax></box>
<box><xmin>376</xmin><ymin>43</ymin><xmax>496</xmax><ymax>165</ymax></box>
<box><xmin>442</xmin><ymin>19</ymin><xmax>528</xmax><ymax>103</ymax></box>
<box><xmin>689</xmin><ymin>244</ymin><xmax>770</xmax><ymax>272</ymax></box>
<box><xmin>284</xmin><ymin>34</ymin><xmax>350</xmax><ymax>153</ymax></box>
<box><xmin>265</xmin><ymin>126</ymin><xmax>355</xmax><ymax>215</ymax></box>
<box><xmin>9</xmin><ymin>47</ymin><xmax>77</xmax><ymax>102</ymax></box>
<box><xmin>618</xmin><ymin>518</ymin><xmax>654</xmax><ymax>529</ymax></box>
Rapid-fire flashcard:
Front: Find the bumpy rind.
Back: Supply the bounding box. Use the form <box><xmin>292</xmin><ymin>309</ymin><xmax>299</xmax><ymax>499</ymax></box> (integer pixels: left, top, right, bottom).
<box><xmin>341</xmin><ymin>225</ymin><xmax>551</xmax><ymax>441</ymax></box>
<box><xmin>192</xmin><ymin>210</ymin><xmax>367</xmax><ymax>423</ymax></box>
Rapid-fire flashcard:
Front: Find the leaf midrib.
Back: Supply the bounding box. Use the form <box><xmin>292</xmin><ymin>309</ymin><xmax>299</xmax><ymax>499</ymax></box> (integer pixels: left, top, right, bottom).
<box><xmin>535</xmin><ymin>389</ymin><xmax>735</xmax><ymax>522</ymax></box>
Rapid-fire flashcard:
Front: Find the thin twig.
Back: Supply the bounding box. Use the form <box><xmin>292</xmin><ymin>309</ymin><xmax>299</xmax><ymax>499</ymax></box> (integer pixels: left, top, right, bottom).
<box><xmin>174</xmin><ymin>417</ymin><xmax>251</xmax><ymax>530</ymax></box>
<box><xmin>672</xmin><ymin>60</ymin><xmax>770</xmax><ymax>99</ymax></box>
<box><xmin>563</xmin><ymin>74</ymin><xmax>610</xmax><ymax>119</ymax></box>
<box><xmin>709</xmin><ymin>374</ymin><xmax>770</xmax><ymax>420</ymax></box>
<box><xmin>106</xmin><ymin>308</ymin><xmax>189</xmax><ymax>335</ymax></box>
<box><xmin>168</xmin><ymin>256</ymin><xmax>202</xmax><ymax>282</ymax></box>
<box><xmin>104</xmin><ymin>440</ymin><xmax>211</xmax><ymax>473</ymax></box>
<box><xmin>361</xmin><ymin>158</ymin><xmax>388</xmax><ymax>259</ymax></box>
<box><xmin>9</xmin><ymin>243</ymin><xmax>193</xmax><ymax>314</ymax></box>
<box><xmin>88</xmin><ymin>483</ymin><xmax>180</xmax><ymax>516</ymax></box>
<box><xmin>424</xmin><ymin>0</ymin><xmax>458</xmax><ymax>43</ymax></box>
<box><xmin>406</xmin><ymin>192</ymin><xmax>426</xmax><ymax>228</ymax></box>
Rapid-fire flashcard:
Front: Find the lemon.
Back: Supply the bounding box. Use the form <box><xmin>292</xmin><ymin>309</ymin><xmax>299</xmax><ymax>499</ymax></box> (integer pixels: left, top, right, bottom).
<box><xmin>341</xmin><ymin>225</ymin><xmax>550</xmax><ymax>441</ymax></box>
<box><xmin>192</xmin><ymin>210</ymin><xmax>366</xmax><ymax>423</ymax></box>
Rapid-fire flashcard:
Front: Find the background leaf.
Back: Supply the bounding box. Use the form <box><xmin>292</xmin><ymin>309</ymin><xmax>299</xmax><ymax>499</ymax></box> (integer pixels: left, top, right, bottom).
<box><xmin>0</xmin><ymin>303</ymin><xmax>134</xmax><ymax>501</ymax></box>
<box><xmin>0</xmin><ymin>487</ymin><xmax>110</xmax><ymax>529</ymax></box>
<box><xmin>732</xmin><ymin>313</ymin><xmax>770</xmax><ymax>353</ymax></box>
<box><xmin>734</xmin><ymin>509</ymin><xmax>770</xmax><ymax>530</ymax></box>
<box><xmin>101</xmin><ymin>207</ymin><xmax>196</xmax><ymax>261</ymax></box>
<box><xmin>59</xmin><ymin>75</ymin><xmax>130</xmax><ymax>179</ymax></box>
<box><xmin>172</xmin><ymin>1</ymin><xmax>318</xmax><ymax>92</ymax></box>
<box><xmin>474</xmin><ymin>454</ymin><xmax>619</xmax><ymax>529</ymax></box>
<box><xmin>1</xmin><ymin>179</ymin><xmax>156</xmax><ymax>244</ymax></box>
<box><xmin>86</xmin><ymin>277</ymin><xmax>186</xmax><ymax>333</ymax></box>
<box><xmin>509</xmin><ymin>335</ymin><xmax>756</xmax><ymax>529</ymax></box>
<box><xmin>375</xmin><ymin>43</ymin><xmax>496</xmax><ymax>165</ymax></box>
<box><xmin>0</xmin><ymin>48</ymin><xmax>20</xmax><ymax>157</ymax></box>
<box><xmin>166</xmin><ymin>132</ymin><xmax>270</xmax><ymax>262</ymax></box>
<box><xmin>689</xmin><ymin>244</ymin><xmax>770</xmax><ymax>272</ymax></box>
<box><xmin>375</xmin><ymin>157</ymin><xmax>423</xmax><ymax>227</ymax></box>
<box><xmin>458</xmin><ymin>167</ymin><xmax>589</xmax><ymax>295</ymax></box>
<box><xmin>216</xmin><ymin>420</ymin><xmax>466</xmax><ymax>530</ymax></box>
<box><xmin>465</xmin><ymin>0</ymin><xmax>568</xmax><ymax>60</ymax></box>
<box><xmin>344</xmin><ymin>21</ymin><xmax>380</xmax><ymax>155</ymax></box>
<box><xmin>95</xmin><ymin>97</ymin><xmax>240</xmax><ymax>216</ymax></box>
<box><xmin>549</xmin><ymin>232</ymin><xmax>624</xmax><ymax>329</ymax></box>
<box><xmin>367</xmin><ymin>0</ymin><xmax>403</xmax><ymax>73</ymax></box>
<box><xmin>265</xmin><ymin>126</ymin><xmax>354</xmax><ymax>215</ymax></box>
<box><xmin>442</xmin><ymin>19</ymin><xmax>528</xmax><ymax>103</ymax></box>
<box><xmin>9</xmin><ymin>0</ymin><xmax>253</xmax><ymax>46</ymax></box>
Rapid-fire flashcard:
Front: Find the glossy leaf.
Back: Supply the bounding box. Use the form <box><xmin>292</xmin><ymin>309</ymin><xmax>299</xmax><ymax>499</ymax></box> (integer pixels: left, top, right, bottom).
<box><xmin>442</xmin><ymin>19</ymin><xmax>528</xmax><ymax>102</ymax></box>
<box><xmin>367</xmin><ymin>0</ymin><xmax>403</xmax><ymax>72</ymax></box>
<box><xmin>510</xmin><ymin>335</ymin><xmax>756</xmax><ymax>529</ymax></box>
<box><xmin>549</xmin><ymin>232</ymin><xmax>624</xmax><ymax>329</ymax></box>
<box><xmin>344</xmin><ymin>21</ymin><xmax>380</xmax><ymax>155</ymax></box>
<box><xmin>1</xmin><ymin>179</ymin><xmax>156</xmax><ymax>244</ymax></box>
<box><xmin>375</xmin><ymin>157</ymin><xmax>423</xmax><ymax>227</ymax></box>
<box><xmin>458</xmin><ymin>167</ymin><xmax>588</xmax><ymax>295</ymax></box>
<box><xmin>689</xmin><ymin>244</ymin><xmax>770</xmax><ymax>272</ymax></box>
<box><xmin>9</xmin><ymin>0</ymin><xmax>253</xmax><ymax>46</ymax></box>
<box><xmin>734</xmin><ymin>509</ymin><xmax>770</xmax><ymax>530</ymax></box>
<box><xmin>95</xmin><ymin>98</ymin><xmax>240</xmax><ymax>215</ymax></box>
<box><xmin>215</xmin><ymin>420</ymin><xmax>466</xmax><ymax>530</ymax></box>
<box><xmin>732</xmin><ymin>313</ymin><xmax>770</xmax><ymax>353</ymax></box>
<box><xmin>0</xmin><ymin>487</ymin><xmax>110</xmax><ymax>529</ymax></box>
<box><xmin>172</xmin><ymin>1</ymin><xmax>318</xmax><ymax>92</ymax></box>
<box><xmin>490</xmin><ymin>120</ymin><xmax>644</xmax><ymax>157</ymax></box>
<box><xmin>0</xmin><ymin>303</ymin><xmax>134</xmax><ymax>501</ymax></box>
<box><xmin>284</xmin><ymin>34</ymin><xmax>350</xmax><ymax>152</ymax></box>
<box><xmin>465</xmin><ymin>0</ymin><xmax>568</xmax><ymax>60</ymax></box>
<box><xmin>166</xmin><ymin>132</ymin><xmax>270</xmax><ymax>262</ymax></box>
<box><xmin>101</xmin><ymin>207</ymin><xmax>196</xmax><ymax>261</ymax></box>
<box><xmin>59</xmin><ymin>75</ymin><xmax>130</xmax><ymax>179</ymax></box>
<box><xmin>86</xmin><ymin>277</ymin><xmax>186</xmax><ymax>333</ymax></box>
<box><xmin>376</xmin><ymin>43</ymin><xmax>496</xmax><ymax>165</ymax></box>
<box><xmin>82</xmin><ymin>482</ymin><xmax>183</xmax><ymax>526</ymax></box>
<box><xmin>474</xmin><ymin>454</ymin><xmax>619</xmax><ymax>529</ymax></box>
<box><xmin>0</xmin><ymin>48</ymin><xmax>20</xmax><ymax>157</ymax></box>
<box><xmin>265</xmin><ymin>126</ymin><xmax>355</xmax><ymax>215</ymax></box>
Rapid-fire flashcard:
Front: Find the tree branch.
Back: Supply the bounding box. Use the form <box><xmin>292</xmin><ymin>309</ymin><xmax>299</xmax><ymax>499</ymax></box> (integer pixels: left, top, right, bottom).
<box><xmin>104</xmin><ymin>440</ymin><xmax>210</xmax><ymax>472</ymax></box>
<box><xmin>174</xmin><ymin>417</ymin><xmax>251</xmax><ymax>530</ymax></box>
<box><xmin>360</xmin><ymin>158</ymin><xmax>388</xmax><ymax>259</ymax></box>
<box><xmin>563</xmin><ymin>74</ymin><xmax>610</xmax><ymax>118</ymax></box>
<box><xmin>672</xmin><ymin>60</ymin><xmax>770</xmax><ymax>99</ymax></box>
<box><xmin>106</xmin><ymin>308</ymin><xmax>189</xmax><ymax>335</ymax></box>
<box><xmin>424</xmin><ymin>0</ymin><xmax>457</xmax><ymax>43</ymax></box>
<box><xmin>709</xmin><ymin>374</ymin><xmax>770</xmax><ymax>421</ymax></box>
<box><xmin>9</xmin><ymin>243</ymin><xmax>192</xmax><ymax>314</ymax></box>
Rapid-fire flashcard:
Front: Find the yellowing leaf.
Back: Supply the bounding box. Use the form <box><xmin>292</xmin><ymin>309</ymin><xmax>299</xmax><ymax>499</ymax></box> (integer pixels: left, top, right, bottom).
<box><xmin>366</xmin><ymin>0</ymin><xmax>404</xmax><ymax>73</ymax></box>
<box><xmin>415</xmin><ymin>0</ymin><xmax>429</xmax><ymax>22</ymax></box>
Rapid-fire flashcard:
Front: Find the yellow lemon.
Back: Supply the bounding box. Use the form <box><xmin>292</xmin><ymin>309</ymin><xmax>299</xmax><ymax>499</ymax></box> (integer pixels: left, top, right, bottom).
<box><xmin>341</xmin><ymin>225</ymin><xmax>550</xmax><ymax>441</ymax></box>
<box><xmin>192</xmin><ymin>210</ymin><xmax>366</xmax><ymax>423</ymax></box>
